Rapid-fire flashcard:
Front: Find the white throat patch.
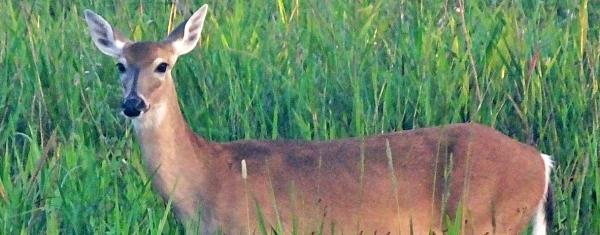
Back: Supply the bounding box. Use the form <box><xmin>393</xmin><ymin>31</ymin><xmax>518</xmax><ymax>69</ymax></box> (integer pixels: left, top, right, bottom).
<box><xmin>132</xmin><ymin>102</ymin><xmax>167</xmax><ymax>132</ymax></box>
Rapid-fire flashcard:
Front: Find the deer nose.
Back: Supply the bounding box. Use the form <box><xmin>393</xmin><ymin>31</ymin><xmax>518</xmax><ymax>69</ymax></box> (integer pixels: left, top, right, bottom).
<box><xmin>121</xmin><ymin>96</ymin><xmax>147</xmax><ymax>117</ymax></box>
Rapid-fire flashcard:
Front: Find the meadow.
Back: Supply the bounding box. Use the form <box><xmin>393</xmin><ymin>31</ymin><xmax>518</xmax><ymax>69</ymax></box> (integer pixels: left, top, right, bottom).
<box><xmin>1</xmin><ymin>0</ymin><xmax>599</xmax><ymax>234</ymax></box>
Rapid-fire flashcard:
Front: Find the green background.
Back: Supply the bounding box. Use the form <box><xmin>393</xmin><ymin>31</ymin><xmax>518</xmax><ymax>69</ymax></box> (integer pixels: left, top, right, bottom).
<box><xmin>1</xmin><ymin>0</ymin><xmax>598</xmax><ymax>233</ymax></box>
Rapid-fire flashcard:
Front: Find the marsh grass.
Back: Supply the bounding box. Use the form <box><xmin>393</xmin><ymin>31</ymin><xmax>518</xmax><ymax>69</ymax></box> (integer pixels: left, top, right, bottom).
<box><xmin>0</xmin><ymin>0</ymin><xmax>599</xmax><ymax>234</ymax></box>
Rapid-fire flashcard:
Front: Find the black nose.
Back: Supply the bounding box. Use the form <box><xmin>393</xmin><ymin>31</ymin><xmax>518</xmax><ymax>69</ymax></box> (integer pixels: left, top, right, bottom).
<box><xmin>121</xmin><ymin>97</ymin><xmax>147</xmax><ymax>117</ymax></box>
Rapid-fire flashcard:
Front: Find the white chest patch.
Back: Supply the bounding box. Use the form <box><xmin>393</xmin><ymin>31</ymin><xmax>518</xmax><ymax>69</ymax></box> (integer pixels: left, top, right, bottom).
<box><xmin>132</xmin><ymin>102</ymin><xmax>167</xmax><ymax>132</ymax></box>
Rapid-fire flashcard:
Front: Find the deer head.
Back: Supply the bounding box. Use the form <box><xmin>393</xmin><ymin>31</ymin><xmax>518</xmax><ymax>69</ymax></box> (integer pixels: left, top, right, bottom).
<box><xmin>84</xmin><ymin>5</ymin><xmax>208</xmax><ymax>119</ymax></box>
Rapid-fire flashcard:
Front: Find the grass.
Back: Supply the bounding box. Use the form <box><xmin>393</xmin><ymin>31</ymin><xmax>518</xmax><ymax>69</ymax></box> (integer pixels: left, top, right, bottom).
<box><xmin>1</xmin><ymin>0</ymin><xmax>599</xmax><ymax>234</ymax></box>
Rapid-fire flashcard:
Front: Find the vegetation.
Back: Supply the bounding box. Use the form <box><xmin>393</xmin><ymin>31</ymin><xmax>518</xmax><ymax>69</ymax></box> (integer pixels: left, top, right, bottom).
<box><xmin>1</xmin><ymin>0</ymin><xmax>598</xmax><ymax>233</ymax></box>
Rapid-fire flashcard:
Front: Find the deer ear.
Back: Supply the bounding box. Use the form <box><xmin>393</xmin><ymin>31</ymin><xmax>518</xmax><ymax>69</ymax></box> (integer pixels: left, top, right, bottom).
<box><xmin>165</xmin><ymin>4</ymin><xmax>208</xmax><ymax>56</ymax></box>
<box><xmin>84</xmin><ymin>9</ymin><xmax>129</xmax><ymax>58</ymax></box>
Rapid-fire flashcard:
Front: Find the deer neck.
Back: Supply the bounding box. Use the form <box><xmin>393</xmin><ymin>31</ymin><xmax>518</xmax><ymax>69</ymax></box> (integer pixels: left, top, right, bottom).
<box><xmin>131</xmin><ymin>79</ymin><xmax>212</xmax><ymax>217</ymax></box>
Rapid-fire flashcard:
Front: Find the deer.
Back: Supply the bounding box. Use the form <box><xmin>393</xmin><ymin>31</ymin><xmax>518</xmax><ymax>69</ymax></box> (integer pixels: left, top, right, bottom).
<box><xmin>84</xmin><ymin>4</ymin><xmax>553</xmax><ymax>235</ymax></box>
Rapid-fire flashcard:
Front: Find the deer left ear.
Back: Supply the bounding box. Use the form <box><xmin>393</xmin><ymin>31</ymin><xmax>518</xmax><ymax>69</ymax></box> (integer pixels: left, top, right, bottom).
<box><xmin>165</xmin><ymin>4</ymin><xmax>208</xmax><ymax>56</ymax></box>
<box><xmin>84</xmin><ymin>9</ymin><xmax>130</xmax><ymax>58</ymax></box>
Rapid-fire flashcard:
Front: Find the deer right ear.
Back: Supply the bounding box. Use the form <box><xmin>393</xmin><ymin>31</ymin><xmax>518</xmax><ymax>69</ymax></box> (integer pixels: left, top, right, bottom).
<box><xmin>84</xmin><ymin>10</ymin><xmax>129</xmax><ymax>58</ymax></box>
<box><xmin>165</xmin><ymin>4</ymin><xmax>208</xmax><ymax>56</ymax></box>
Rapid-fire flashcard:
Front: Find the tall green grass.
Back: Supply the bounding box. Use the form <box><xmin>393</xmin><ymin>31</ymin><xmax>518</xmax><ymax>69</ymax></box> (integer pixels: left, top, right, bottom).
<box><xmin>1</xmin><ymin>0</ymin><xmax>598</xmax><ymax>234</ymax></box>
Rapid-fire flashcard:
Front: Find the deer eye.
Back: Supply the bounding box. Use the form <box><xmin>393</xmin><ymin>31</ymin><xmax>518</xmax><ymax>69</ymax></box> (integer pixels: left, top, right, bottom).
<box><xmin>155</xmin><ymin>62</ymin><xmax>168</xmax><ymax>73</ymax></box>
<box><xmin>116</xmin><ymin>62</ymin><xmax>126</xmax><ymax>73</ymax></box>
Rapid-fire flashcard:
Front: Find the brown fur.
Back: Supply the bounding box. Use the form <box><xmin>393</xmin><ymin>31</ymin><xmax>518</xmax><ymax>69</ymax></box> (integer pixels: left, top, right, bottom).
<box><xmin>122</xmin><ymin>44</ymin><xmax>547</xmax><ymax>233</ymax></box>
<box><xmin>146</xmin><ymin>109</ymin><xmax>545</xmax><ymax>234</ymax></box>
<box><xmin>89</xmin><ymin>12</ymin><xmax>548</xmax><ymax>235</ymax></box>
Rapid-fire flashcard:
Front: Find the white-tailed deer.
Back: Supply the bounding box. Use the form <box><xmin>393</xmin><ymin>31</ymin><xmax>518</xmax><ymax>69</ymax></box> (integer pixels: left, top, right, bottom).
<box><xmin>85</xmin><ymin>5</ymin><xmax>553</xmax><ymax>234</ymax></box>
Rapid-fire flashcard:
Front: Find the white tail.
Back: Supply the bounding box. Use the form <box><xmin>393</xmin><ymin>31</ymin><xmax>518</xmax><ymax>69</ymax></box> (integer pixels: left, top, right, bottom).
<box><xmin>85</xmin><ymin>5</ymin><xmax>553</xmax><ymax>234</ymax></box>
<box><xmin>533</xmin><ymin>154</ymin><xmax>554</xmax><ymax>235</ymax></box>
